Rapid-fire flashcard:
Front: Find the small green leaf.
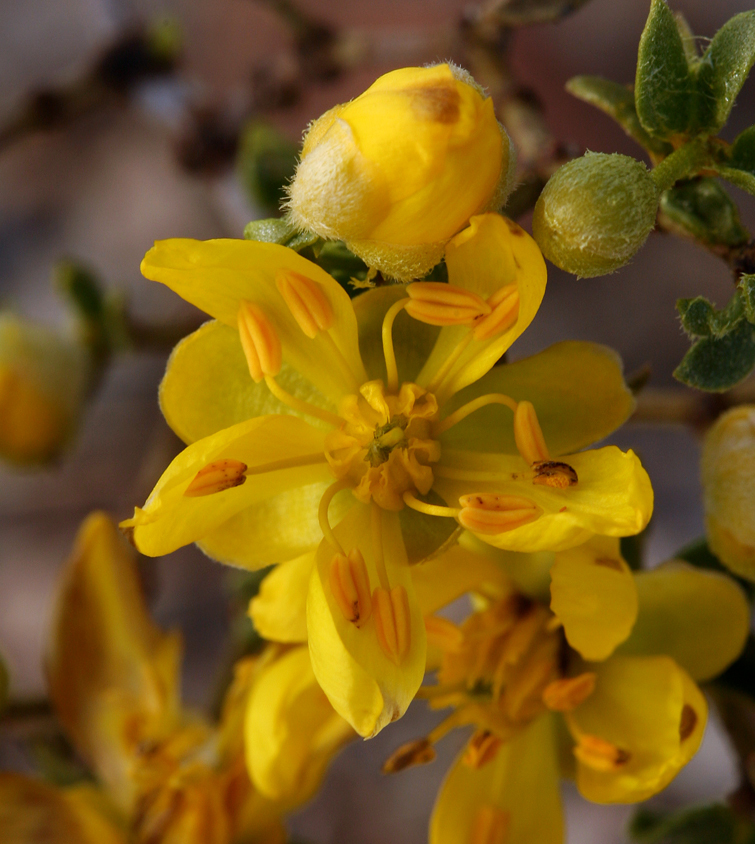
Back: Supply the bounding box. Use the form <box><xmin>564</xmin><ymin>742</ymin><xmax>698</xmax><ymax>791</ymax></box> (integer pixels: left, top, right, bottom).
<box><xmin>635</xmin><ymin>0</ymin><xmax>696</xmax><ymax>140</ymax></box>
<box><xmin>717</xmin><ymin>165</ymin><xmax>755</xmax><ymax>197</ymax></box>
<box><xmin>243</xmin><ymin>217</ymin><xmax>319</xmax><ymax>252</ymax></box>
<box><xmin>674</xmin><ymin>318</ymin><xmax>755</xmax><ymax>391</ymax></box>
<box><xmin>566</xmin><ymin>76</ymin><xmax>672</xmax><ymax>156</ymax></box>
<box><xmin>740</xmin><ymin>275</ymin><xmax>755</xmax><ymax>324</ymax></box>
<box><xmin>677</xmin><ymin>290</ymin><xmax>744</xmax><ymax>339</ymax></box>
<box><xmin>659</xmin><ymin>178</ymin><xmax>748</xmax><ymax>248</ymax></box>
<box><xmin>237</xmin><ymin>121</ymin><xmax>299</xmax><ymax>214</ymax></box>
<box><xmin>629</xmin><ymin>804</ymin><xmax>737</xmax><ymax>844</ymax></box>
<box><xmin>695</xmin><ymin>11</ymin><xmax>755</xmax><ymax>135</ymax></box>
<box><xmin>730</xmin><ymin>126</ymin><xmax>755</xmax><ymax>174</ymax></box>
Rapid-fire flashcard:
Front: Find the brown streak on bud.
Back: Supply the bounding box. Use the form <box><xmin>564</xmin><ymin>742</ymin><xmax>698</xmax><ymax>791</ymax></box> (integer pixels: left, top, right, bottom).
<box><xmin>680</xmin><ymin>704</ymin><xmax>698</xmax><ymax>741</ymax></box>
<box><xmin>184</xmin><ymin>459</ymin><xmax>248</xmax><ymax>497</ymax></box>
<box><xmin>382</xmin><ymin>738</ymin><xmax>436</xmax><ymax>774</ymax></box>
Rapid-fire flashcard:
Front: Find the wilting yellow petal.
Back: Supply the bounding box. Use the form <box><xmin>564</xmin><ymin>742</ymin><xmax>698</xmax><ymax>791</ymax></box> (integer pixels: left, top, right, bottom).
<box><xmin>141</xmin><ymin>238</ymin><xmax>365</xmax><ymax>402</ymax></box>
<box><xmin>550</xmin><ymin>537</ymin><xmax>638</xmax><ymax>661</ymax></box>
<box><xmin>249</xmin><ymin>552</ymin><xmax>314</xmax><ymax>643</ymax></box>
<box><xmin>308</xmin><ymin>505</ymin><xmax>427</xmax><ymax>737</ymax></box>
<box><xmin>618</xmin><ymin>561</ymin><xmax>749</xmax><ymax>681</ymax></box>
<box><xmin>569</xmin><ymin>655</ymin><xmax>707</xmax><ymax>803</ymax></box>
<box><xmin>47</xmin><ymin>512</ymin><xmax>181</xmax><ymax>809</ymax></box>
<box><xmin>245</xmin><ymin>646</ymin><xmax>354</xmax><ymax>802</ymax></box>
<box><xmin>430</xmin><ymin>715</ymin><xmax>563</xmax><ymax>844</ymax></box>
<box><xmin>440</xmin><ymin>341</ymin><xmax>635</xmax><ymax>456</ymax></box>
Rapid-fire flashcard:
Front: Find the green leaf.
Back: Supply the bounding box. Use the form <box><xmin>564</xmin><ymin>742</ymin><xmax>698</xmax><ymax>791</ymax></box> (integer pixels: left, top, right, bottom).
<box><xmin>717</xmin><ymin>165</ymin><xmax>755</xmax><ymax>197</ymax></box>
<box><xmin>740</xmin><ymin>275</ymin><xmax>755</xmax><ymax>324</ymax></box>
<box><xmin>695</xmin><ymin>12</ymin><xmax>755</xmax><ymax>135</ymax></box>
<box><xmin>314</xmin><ymin>240</ymin><xmax>369</xmax><ymax>287</ymax></box>
<box><xmin>730</xmin><ymin>126</ymin><xmax>755</xmax><ymax>174</ymax></box>
<box><xmin>237</xmin><ymin>120</ymin><xmax>299</xmax><ymax>214</ymax></box>
<box><xmin>566</xmin><ymin>76</ymin><xmax>673</xmax><ymax>156</ymax></box>
<box><xmin>635</xmin><ymin>0</ymin><xmax>696</xmax><ymax>140</ymax></box>
<box><xmin>629</xmin><ymin>804</ymin><xmax>737</xmax><ymax>844</ymax></box>
<box><xmin>674</xmin><ymin>318</ymin><xmax>755</xmax><ymax>391</ymax></box>
<box><xmin>243</xmin><ymin>217</ymin><xmax>319</xmax><ymax>252</ymax></box>
<box><xmin>677</xmin><ymin>290</ymin><xmax>745</xmax><ymax>339</ymax></box>
<box><xmin>659</xmin><ymin>178</ymin><xmax>748</xmax><ymax>247</ymax></box>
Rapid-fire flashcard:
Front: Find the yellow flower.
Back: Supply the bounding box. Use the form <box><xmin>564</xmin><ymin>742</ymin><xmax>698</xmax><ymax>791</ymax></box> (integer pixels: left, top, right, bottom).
<box><xmin>1</xmin><ymin>512</ymin><xmax>318</xmax><ymax>844</ymax></box>
<box><xmin>387</xmin><ymin>539</ymin><xmax>749</xmax><ymax>843</ymax></box>
<box><xmin>286</xmin><ymin>64</ymin><xmax>513</xmax><ymax>281</ymax></box>
<box><xmin>0</xmin><ymin>313</ymin><xmax>88</xmax><ymax>465</ymax></box>
<box><xmin>123</xmin><ymin>211</ymin><xmax>652</xmax><ymax>738</ymax></box>
<box><xmin>701</xmin><ymin>405</ymin><xmax>755</xmax><ymax>580</ymax></box>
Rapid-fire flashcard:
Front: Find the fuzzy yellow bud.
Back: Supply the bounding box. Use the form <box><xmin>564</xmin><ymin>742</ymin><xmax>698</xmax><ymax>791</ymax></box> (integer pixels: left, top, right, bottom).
<box><xmin>287</xmin><ymin>63</ymin><xmax>513</xmax><ymax>281</ymax></box>
<box><xmin>701</xmin><ymin>406</ymin><xmax>755</xmax><ymax>580</ymax></box>
<box><xmin>0</xmin><ymin>314</ymin><xmax>88</xmax><ymax>465</ymax></box>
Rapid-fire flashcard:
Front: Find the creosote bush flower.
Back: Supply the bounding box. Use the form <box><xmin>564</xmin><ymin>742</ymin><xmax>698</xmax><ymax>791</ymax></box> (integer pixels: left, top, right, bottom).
<box><xmin>380</xmin><ymin>538</ymin><xmax>749</xmax><ymax>844</ymax></box>
<box><xmin>123</xmin><ymin>210</ymin><xmax>653</xmax><ymax>738</ymax></box>
<box><xmin>286</xmin><ymin>63</ymin><xmax>513</xmax><ymax>281</ymax></box>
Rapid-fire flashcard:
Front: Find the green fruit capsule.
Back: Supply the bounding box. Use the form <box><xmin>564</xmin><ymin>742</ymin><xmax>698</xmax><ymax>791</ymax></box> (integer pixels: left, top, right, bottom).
<box><xmin>533</xmin><ymin>153</ymin><xmax>659</xmax><ymax>277</ymax></box>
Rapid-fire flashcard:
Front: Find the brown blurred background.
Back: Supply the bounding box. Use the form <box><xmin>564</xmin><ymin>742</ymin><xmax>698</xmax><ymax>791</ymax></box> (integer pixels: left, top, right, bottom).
<box><xmin>1</xmin><ymin>0</ymin><xmax>754</xmax><ymax>841</ymax></box>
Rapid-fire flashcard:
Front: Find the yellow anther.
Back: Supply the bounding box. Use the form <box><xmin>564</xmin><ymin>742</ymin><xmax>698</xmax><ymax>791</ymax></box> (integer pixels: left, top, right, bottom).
<box><xmin>184</xmin><ymin>459</ymin><xmax>247</xmax><ymax>497</ymax></box>
<box><xmin>328</xmin><ymin>549</ymin><xmax>372</xmax><ymax>628</ymax></box>
<box><xmin>458</xmin><ymin>493</ymin><xmax>540</xmax><ymax>535</ymax></box>
<box><xmin>574</xmin><ymin>734</ymin><xmax>631</xmax><ymax>772</ymax></box>
<box><xmin>542</xmin><ymin>672</ymin><xmax>596</xmax><ymax>712</ymax></box>
<box><xmin>382</xmin><ymin>738</ymin><xmax>436</xmax><ymax>774</ymax></box>
<box><xmin>276</xmin><ymin>269</ymin><xmax>333</xmax><ymax>338</ymax></box>
<box><xmin>679</xmin><ymin>704</ymin><xmax>698</xmax><ymax>741</ymax></box>
<box><xmin>513</xmin><ymin>400</ymin><xmax>549</xmax><ymax>465</ymax></box>
<box><xmin>373</xmin><ymin>585</ymin><xmax>411</xmax><ymax>664</ymax></box>
<box><xmin>237</xmin><ymin>301</ymin><xmax>282</xmax><ymax>382</ymax></box>
<box><xmin>425</xmin><ymin>615</ymin><xmax>465</xmax><ymax>653</ymax></box>
<box><xmin>471</xmin><ymin>805</ymin><xmax>510</xmax><ymax>844</ymax></box>
<box><xmin>405</xmin><ymin>282</ymin><xmax>490</xmax><ymax>326</ymax></box>
<box><xmin>464</xmin><ymin>729</ymin><xmax>503</xmax><ymax>769</ymax></box>
<box><xmin>473</xmin><ymin>285</ymin><xmax>520</xmax><ymax>341</ymax></box>
<box><xmin>532</xmin><ymin>460</ymin><xmax>579</xmax><ymax>488</ymax></box>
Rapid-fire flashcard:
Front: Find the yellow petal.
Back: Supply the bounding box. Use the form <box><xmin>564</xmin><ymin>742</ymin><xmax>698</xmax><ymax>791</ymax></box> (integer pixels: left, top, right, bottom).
<box><xmin>141</xmin><ymin>239</ymin><xmax>365</xmax><ymax>402</ymax></box>
<box><xmin>417</xmin><ymin>214</ymin><xmax>547</xmax><ymax>400</ymax></box>
<box><xmin>570</xmin><ymin>655</ymin><xmax>707</xmax><ymax>804</ymax></box>
<box><xmin>307</xmin><ymin>505</ymin><xmax>427</xmax><ymax>737</ymax></box>
<box><xmin>618</xmin><ymin>561</ymin><xmax>749</xmax><ymax>681</ymax></box>
<box><xmin>440</xmin><ymin>341</ymin><xmax>635</xmax><ymax>456</ymax></box>
<box><xmin>430</xmin><ymin>714</ymin><xmax>563</xmax><ymax>844</ymax></box>
<box><xmin>160</xmin><ymin>320</ymin><xmax>337</xmax><ymax>444</ymax></box>
<box><xmin>122</xmin><ymin>415</ymin><xmax>331</xmax><ymax>559</ymax></box>
<box><xmin>47</xmin><ymin>513</ymin><xmax>181</xmax><ymax>808</ymax></box>
<box><xmin>550</xmin><ymin>536</ymin><xmax>638</xmax><ymax>661</ymax></box>
<box><xmin>435</xmin><ymin>446</ymin><xmax>653</xmax><ymax>552</ymax></box>
<box><xmin>245</xmin><ymin>646</ymin><xmax>353</xmax><ymax>802</ymax></box>
<box><xmin>249</xmin><ymin>552</ymin><xmax>314</xmax><ymax>643</ymax></box>
<box><xmin>0</xmin><ymin>774</ymin><xmax>126</xmax><ymax>844</ymax></box>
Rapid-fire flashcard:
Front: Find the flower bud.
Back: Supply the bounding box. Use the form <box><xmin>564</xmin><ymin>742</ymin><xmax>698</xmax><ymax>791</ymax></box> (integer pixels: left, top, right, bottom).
<box><xmin>701</xmin><ymin>406</ymin><xmax>755</xmax><ymax>579</ymax></box>
<box><xmin>287</xmin><ymin>63</ymin><xmax>513</xmax><ymax>281</ymax></box>
<box><xmin>532</xmin><ymin>153</ymin><xmax>659</xmax><ymax>278</ymax></box>
<box><xmin>0</xmin><ymin>313</ymin><xmax>88</xmax><ymax>465</ymax></box>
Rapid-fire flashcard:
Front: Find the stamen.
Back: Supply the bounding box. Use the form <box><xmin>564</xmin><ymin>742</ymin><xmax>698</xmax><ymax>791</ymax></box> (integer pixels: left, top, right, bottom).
<box><xmin>433</xmin><ymin>393</ymin><xmax>518</xmax><ymax>437</ymax></box>
<box><xmin>471</xmin><ymin>805</ymin><xmax>510</xmax><ymax>844</ymax></box>
<box><xmin>513</xmin><ymin>401</ymin><xmax>549</xmax><ymax>465</ymax></box>
<box><xmin>464</xmin><ymin>729</ymin><xmax>503</xmax><ymax>769</ymax></box>
<box><xmin>405</xmin><ymin>282</ymin><xmax>491</xmax><ymax>326</ymax></box>
<box><xmin>473</xmin><ymin>285</ymin><xmax>519</xmax><ymax>341</ymax></box>
<box><xmin>264</xmin><ymin>375</ymin><xmax>343</xmax><ymax>427</ymax></box>
<box><xmin>679</xmin><ymin>704</ymin><xmax>698</xmax><ymax>741</ymax></box>
<box><xmin>382</xmin><ymin>738</ymin><xmax>436</xmax><ymax>774</ymax></box>
<box><xmin>184</xmin><ymin>459</ymin><xmax>247</xmax><ymax>497</ymax></box>
<box><xmin>542</xmin><ymin>673</ymin><xmax>596</xmax><ymax>712</ymax></box>
<box><xmin>574</xmin><ymin>734</ymin><xmax>631</xmax><ymax>771</ymax></box>
<box><xmin>238</xmin><ymin>301</ymin><xmax>282</xmax><ymax>382</ymax></box>
<box><xmin>373</xmin><ymin>585</ymin><xmax>411</xmax><ymax>664</ymax></box>
<box><xmin>424</xmin><ymin>332</ymin><xmax>474</xmax><ymax>395</ymax></box>
<box><xmin>371</xmin><ymin>504</ymin><xmax>390</xmax><ymax>591</ymax></box>
<box><xmin>329</xmin><ymin>549</ymin><xmax>372</xmax><ymax>627</ymax></box>
<box><xmin>382</xmin><ymin>298</ymin><xmax>409</xmax><ymax>394</ymax></box>
<box><xmin>318</xmin><ymin>480</ymin><xmax>349</xmax><ymax>554</ymax></box>
<box><xmin>458</xmin><ymin>493</ymin><xmax>541</xmax><ymax>535</ymax></box>
<box><xmin>276</xmin><ymin>269</ymin><xmax>333</xmax><ymax>338</ymax></box>
<box><xmin>403</xmin><ymin>491</ymin><xmax>459</xmax><ymax>519</ymax></box>
<box><xmin>532</xmin><ymin>460</ymin><xmax>578</xmax><ymax>488</ymax></box>
<box><xmin>425</xmin><ymin>615</ymin><xmax>464</xmax><ymax>652</ymax></box>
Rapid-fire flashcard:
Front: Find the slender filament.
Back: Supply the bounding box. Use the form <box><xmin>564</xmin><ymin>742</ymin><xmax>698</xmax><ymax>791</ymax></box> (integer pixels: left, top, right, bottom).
<box><xmin>318</xmin><ymin>480</ymin><xmax>349</xmax><ymax>554</ymax></box>
<box><xmin>264</xmin><ymin>375</ymin><xmax>343</xmax><ymax>427</ymax></box>
<box><xmin>403</xmin><ymin>491</ymin><xmax>459</xmax><ymax>519</ymax></box>
<box><xmin>434</xmin><ymin>393</ymin><xmax>518</xmax><ymax>437</ymax></box>
<box><xmin>371</xmin><ymin>502</ymin><xmax>391</xmax><ymax>591</ymax></box>
<box><xmin>382</xmin><ymin>298</ymin><xmax>409</xmax><ymax>394</ymax></box>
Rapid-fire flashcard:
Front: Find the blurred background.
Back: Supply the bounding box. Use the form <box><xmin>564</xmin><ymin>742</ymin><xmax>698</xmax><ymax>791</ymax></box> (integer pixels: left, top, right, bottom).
<box><xmin>1</xmin><ymin>0</ymin><xmax>754</xmax><ymax>841</ymax></box>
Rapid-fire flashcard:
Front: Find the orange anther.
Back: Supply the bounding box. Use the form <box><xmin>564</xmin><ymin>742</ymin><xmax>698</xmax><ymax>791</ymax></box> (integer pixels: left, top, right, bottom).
<box><xmin>328</xmin><ymin>549</ymin><xmax>372</xmax><ymax>627</ymax></box>
<box><xmin>574</xmin><ymin>734</ymin><xmax>631</xmax><ymax>772</ymax></box>
<box><xmin>473</xmin><ymin>285</ymin><xmax>519</xmax><ymax>340</ymax></box>
<box><xmin>237</xmin><ymin>301</ymin><xmax>282</xmax><ymax>382</ymax></box>
<box><xmin>513</xmin><ymin>400</ymin><xmax>549</xmax><ymax>465</ymax></box>
<box><xmin>464</xmin><ymin>729</ymin><xmax>503</xmax><ymax>769</ymax></box>
<box><xmin>405</xmin><ymin>282</ymin><xmax>490</xmax><ymax>326</ymax></box>
<box><xmin>458</xmin><ymin>493</ymin><xmax>540</xmax><ymax>535</ymax></box>
<box><xmin>542</xmin><ymin>673</ymin><xmax>596</xmax><ymax>712</ymax></box>
<box><xmin>532</xmin><ymin>460</ymin><xmax>578</xmax><ymax>488</ymax></box>
<box><xmin>373</xmin><ymin>585</ymin><xmax>411</xmax><ymax>664</ymax></box>
<box><xmin>276</xmin><ymin>269</ymin><xmax>333</xmax><ymax>338</ymax></box>
<box><xmin>184</xmin><ymin>459</ymin><xmax>247</xmax><ymax>497</ymax></box>
<box><xmin>471</xmin><ymin>805</ymin><xmax>510</xmax><ymax>844</ymax></box>
<box><xmin>382</xmin><ymin>738</ymin><xmax>436</xmax><ymax>774</ymax></box>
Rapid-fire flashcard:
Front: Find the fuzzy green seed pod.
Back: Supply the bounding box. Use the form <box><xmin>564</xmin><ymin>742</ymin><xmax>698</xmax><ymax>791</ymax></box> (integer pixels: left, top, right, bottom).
<box><xmin>532</xmin><ymin>153</ymin><xmax>659</xmax><ymax>277</ymax></box>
